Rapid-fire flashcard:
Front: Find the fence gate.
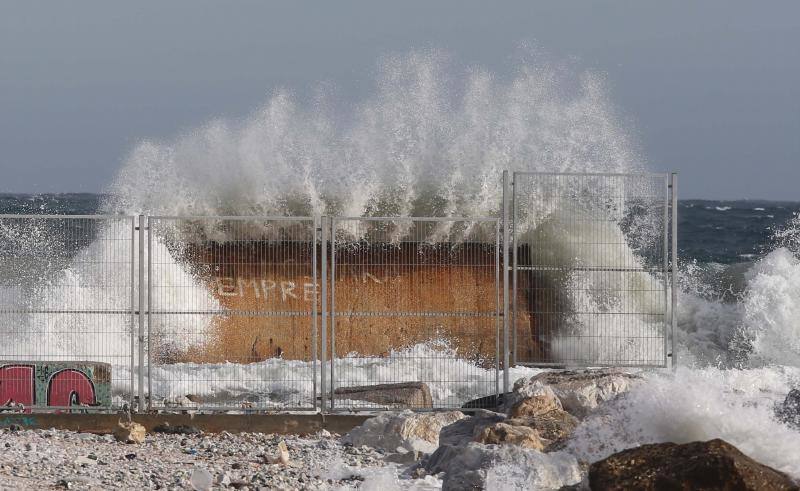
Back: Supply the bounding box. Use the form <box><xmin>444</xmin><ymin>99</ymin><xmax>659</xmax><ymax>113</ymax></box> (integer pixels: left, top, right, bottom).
<box><xmin>145</xmin><ymin>216</ymin><xmax>318</xmax><ymax>411</ymax></box>
<box><xmin>0</xmin><ymin>215</ymin><xmax>135</xmax><ymax>411</ymax></box>
<box><xmin>509</xmin><ymin>172</ymin><xmax>676</xmax><ymax>368</ymax></box>
<box><xmin>325</xmin><ymin>217</ymin><xmax>501</xmax><ymax>410</ymax></box>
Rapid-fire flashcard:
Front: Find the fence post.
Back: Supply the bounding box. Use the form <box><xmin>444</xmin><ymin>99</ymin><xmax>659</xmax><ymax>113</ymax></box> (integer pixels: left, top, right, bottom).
<box><xmin>129</xmin><ymin>217</ymin><xmax>136</xmax><ymax>413</ymax></box>
<box><xmin>147</xmin><ymin>216</ymin><xmax>155</xmax><ymax>410</ymax></box>
<box><xmin>312</xmin><ymin>217</ymin><xmax>319</xmax><ymax>411</ymax></box>
<box><xmin>329</xmin><ymin>217</ymin><xmax>337</xmax><ymax>411</ymax></box>
<box><xmin>320</xmin><ymin>217</ymin><xmax>328</xmax><ymax>412</ymax></box>
<box><xmin>511</xmin><ymin>173</ymin><xmax>518</xmax><ymax>367</ymax></box>
<box><xmin>502</xmin><ymin>171</ymin><xmax>511</xmax><ymax>396</ymax></box>
<box><xmin>671</xmin><ymin>173</ymin><xmax>679</xmax><ymax>370</ymax></box>
<box><xmin>137</xmin><ymin>215</ymin><xmax>145</xmax><ymax>413</ymax></box>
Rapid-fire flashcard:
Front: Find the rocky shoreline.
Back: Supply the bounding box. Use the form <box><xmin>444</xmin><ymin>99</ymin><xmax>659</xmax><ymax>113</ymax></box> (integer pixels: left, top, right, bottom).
<box><xmin>2</xmin><ymin>369</ymin><xmax>798</xmax><ymax>490</ymax></box>
<box><xmin>0</xmin><ymin>427</ymin><xmax>412</xmax><ymax>490</ymax></box>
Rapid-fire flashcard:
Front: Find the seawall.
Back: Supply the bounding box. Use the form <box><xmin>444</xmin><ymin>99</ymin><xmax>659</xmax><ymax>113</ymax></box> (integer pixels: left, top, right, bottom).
<box><xmin>153</xmin><ymin>242</ymin><xmax>540</xmax><ymax>365</ymax></box>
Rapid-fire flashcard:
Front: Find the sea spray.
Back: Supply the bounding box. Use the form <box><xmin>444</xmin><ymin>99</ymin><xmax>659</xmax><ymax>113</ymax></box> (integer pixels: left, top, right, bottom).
<box><xmin>105</xmin><ymin>52</ymin><xmax>642</xmax><ymax>220</ymax></box>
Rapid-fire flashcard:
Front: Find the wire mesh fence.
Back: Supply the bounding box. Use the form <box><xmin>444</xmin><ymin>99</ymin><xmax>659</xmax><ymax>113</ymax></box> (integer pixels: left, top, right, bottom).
<box><xmin>511</xmin><ymin>173</ymin><xmax>673</xmax><ymax>367</ymax></box>
<box><xmin>327</xmin><ymin>217</ymin><xmax>501</xmax><ymax>410</ymax></box>
<box><xmin>0</xmin><ymin>172</ymin><xmax>677</xmax><ymax>413</ymax></box>
<box><xmin>145</xmin><ymin>216</ymin><xmax>318</xmax><ymax>411</ymax></box>
<box><xmin>0</xmin><ymin>215</ymin><xmax>134</xmax><ymax>411</ymax></box>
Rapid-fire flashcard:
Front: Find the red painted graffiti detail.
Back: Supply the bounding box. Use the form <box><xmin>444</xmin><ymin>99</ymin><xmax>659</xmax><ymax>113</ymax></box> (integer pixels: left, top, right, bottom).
<box><xmin>0</xmin><ymin>365</ymin><xmax>97</xmax><ymax>409</ymax></box>
<box><xmin>0</xmin><ymin>365</ymin><xmax>35</xmax><ymax>407</ymax></box>
<box><xmin>47</xmin><ymin>369</ymin><xmax>96</xmax><ymax>407</ymax></box>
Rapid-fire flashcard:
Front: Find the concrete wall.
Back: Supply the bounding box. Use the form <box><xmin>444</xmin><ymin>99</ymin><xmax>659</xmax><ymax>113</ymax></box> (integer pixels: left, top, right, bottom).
<box><xmin>154</xmin><ymin>242</ymin><xmax>540</xmax><ymax>365</ymax></box>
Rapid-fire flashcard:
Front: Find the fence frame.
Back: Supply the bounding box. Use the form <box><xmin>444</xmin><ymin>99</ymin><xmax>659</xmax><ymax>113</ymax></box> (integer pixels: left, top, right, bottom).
<box><xmin>144</xmin><ymin>215</ymin><xmax>319</xmax><ymax>412</ymax></box>
<box><xmin>0</xmin><ymin>170</ymin><xmax>678</xmax><ymax>414</ymax></box>
<box><xmin>507</xmin><ymin>171</ymin><xmax>677</xmax><ymax>369</ymax></box>
<box><xmin>0</xmin><ymin>213</ymin><xmax>137</xmax><ymax>411</ymax></box>
<box><xmin>326</xmin><ymin>216</ymin><xmax>503</xmax><ymax>411</ymax></box>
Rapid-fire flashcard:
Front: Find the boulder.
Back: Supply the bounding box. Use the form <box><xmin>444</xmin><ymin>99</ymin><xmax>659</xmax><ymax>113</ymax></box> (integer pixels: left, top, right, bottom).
<box><xmin>461</xmin><ymin>392</ymin><xmax>508</xmax><ymax>410</ymax></box>
<box><xmin>334</xmin><ymin>382</ymin><xmax>433</xmax><ymax>408</ymax></box>
<box><xmin>343</xmin><ymin>410</ymin><xmax>465</xmax><ymax>454</ymax></box>
<box><xmin>438</xmin><ymin>409</ymin><xmax>507</xmax><ymax>447</ymax></box>
<box><xmin>424</xmin><ymin>442</ymin><xmax>582</xmax><ymax>491</ymax></box>
<box><xmin>589</xmin><ymin>439</ymin><xmax>799</xmax><ymax>491</ymax></box>
<box><xmin>508</xmin><ymin>382</ymin><xmax>562</xmax><ymax>418</ymax></box>
<box><xmin>776</xmin><ymin>388</ymin><xmax>800</xmax><ymax>430</ymax></box>
<box><xmin>474</xmin><ymin>422</ymin><xmax>545</xmax><ymax>450</ymax></box>
<box><xmin>113</xmin><ymin>420</ymin><xmax>146</xmax><ymax>444</ymax></box>
<box><xmin>518</xmin><ymin>369</ymin><xmax>640</xmax><ymax>417</ymax></box>
<box><xmin>505</xmin><ymin>410</ymin><xmax>579</xmax><ymax>451</ymax></box>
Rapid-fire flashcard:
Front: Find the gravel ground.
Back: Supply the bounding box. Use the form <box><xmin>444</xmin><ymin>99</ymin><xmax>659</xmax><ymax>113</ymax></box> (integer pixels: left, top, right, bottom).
<box><xmin>0</xmin><ymin>426</ymin><xmax>438</xmax><ymax>490</ymax></box>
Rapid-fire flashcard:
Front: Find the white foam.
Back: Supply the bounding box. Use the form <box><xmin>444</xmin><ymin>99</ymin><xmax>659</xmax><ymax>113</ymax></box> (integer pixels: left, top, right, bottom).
<box><xmin>567</xmin><ymin>366</ymin><xmax>800</xmax><ymax>478</ymax></box>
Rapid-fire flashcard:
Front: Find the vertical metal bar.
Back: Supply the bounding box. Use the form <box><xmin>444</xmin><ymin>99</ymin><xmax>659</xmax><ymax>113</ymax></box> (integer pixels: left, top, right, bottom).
<box><xmin>146</xmin><ymin>216</ymin><xmax>153</xmax><ymax>410</ymax></box>
<box><xmin>312</xmin><ymin>217</ymin><xmax>318</xmax><ymax>411</ymax></box>
<box><xmin>129</xmin><ymin>217</ymin><xmax>136</xmax><ymax>412</ymax></box>
<box><xmin>502</xmin><ymin>171</ymin><xmax>510</xmax><ymax>395</ymax></box>
<box><xmin>662</xmin><ymin>176</ymin><xmax>670</xmax><ymax>367</ymax></box>
<box><xmin>511</xmin><ymin>173</ymin><xmax>518</xmax><ymax>366</ymax></box>
<box><xmin>494</xmin><ymin>220</ymin><xmax>501</xmax><ymax>400</ymax></box>
<box><xmin>330</xmin><ymin>218</ymin><xmax>337</xmax><ymax>410</ymax></box>
<box><xmin>137</xmin><ymin>215</ymin><xmax>145</xmax><ymax>413</ymax></box>
<box><xmin>670</xmin><ymin>173</ymin><xmax>679</xmax><ymax>370</ymax></box>
<box><xmin>320</xmin><ymin>216</ymin><xmax>328</xmax><ymax>412</ymax></box>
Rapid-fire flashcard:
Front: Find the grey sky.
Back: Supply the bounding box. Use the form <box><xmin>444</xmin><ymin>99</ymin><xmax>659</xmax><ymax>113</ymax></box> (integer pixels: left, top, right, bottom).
<box><xmin>1</xmin><ymin>1</ymin><xmax>798</xmax><ymax>199</ymax></box>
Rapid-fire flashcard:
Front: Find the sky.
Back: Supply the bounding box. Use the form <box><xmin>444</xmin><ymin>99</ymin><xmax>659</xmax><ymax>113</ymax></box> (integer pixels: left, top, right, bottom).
<box><xmin>1</xmin><ymin>1</ymin><xmax>798</xmax><ymax>199</ymax></box>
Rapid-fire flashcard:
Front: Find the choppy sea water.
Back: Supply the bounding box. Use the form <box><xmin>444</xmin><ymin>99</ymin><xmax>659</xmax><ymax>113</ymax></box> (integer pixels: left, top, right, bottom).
<box><xmin>1</xmin><ymin>53</ymin><xmax>799</xmax><ymax>483</ymax></box>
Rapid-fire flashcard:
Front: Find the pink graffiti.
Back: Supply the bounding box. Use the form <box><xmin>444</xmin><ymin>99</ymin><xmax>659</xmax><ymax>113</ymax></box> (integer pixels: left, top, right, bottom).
<box><xmin>0</xmin><ymin>365</ymin><xmax>96</xmax><ymax>409</ymax></box>
<box><xmin>47</xmin><ymin>369</ymin><xmax>96</xmax><ymax>407</ymax></box>
<box><xmin>0</xmin><ymin>365</ymin><xmax>35</xmax><ymax>407</ymax></box>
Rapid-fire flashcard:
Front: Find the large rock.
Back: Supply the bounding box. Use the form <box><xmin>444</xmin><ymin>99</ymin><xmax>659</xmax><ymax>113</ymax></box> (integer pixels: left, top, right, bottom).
<box><xmin>505</xmin><ymin>410</ymin><xmax>579</xmax><ymax>451</ymax></box>
<box><xmin>334</xmin><ymin>382</ymin><xmax>433</xmax><ymax>408</ymax></box>
<box><xmin>343</xmin><ymin>410</ymin><xmax>465</xmax><ymax>454</ymax></box>
<box><xmin>424</xmin><ymin>442</ymin><xmax>582</xmax><ymax>490</ymax></box>
<box><xmin>113</xmin><ymin>420</ymin><xmax>146</xmax><ymax>444</ymax></box>
<box><xmin>776</xmin><ymin>388</ymin><xmax>800</xmax><ymax>430</ymax></box>
<box><xmin>474</xmin><ymin>422</ymin><xmax>545</xmax><ymax>450</ymax></box>
<box><xmin>516</xmin><ymin>369</ymin><xmax>640</xmax><ymax>417</ymax></box>
<box><xmin>508</xmin><ymin>382</ymin><xmax>563</xmax><ymax>418</ymax></box>
<box><xmin>438</xmin><ymin>409</ymin><xmax>507</xmax><ymax>447</ymax></box>
<box><xmin>589</xmin><ymin>439</ymin><xmax>799</xmax><ymax>491</ymax></box>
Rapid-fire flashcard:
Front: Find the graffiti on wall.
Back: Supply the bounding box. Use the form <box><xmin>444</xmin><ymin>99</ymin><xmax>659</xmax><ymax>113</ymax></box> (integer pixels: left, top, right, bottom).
<box><xmin>214</xmin><ymin>272</ymin><xmax>391</xmax><ymax>301</ymax></box>
<box><xmin>0</xmin><ymin>362</ymin><xmax>111</xmax><ymax>411</ymax></box>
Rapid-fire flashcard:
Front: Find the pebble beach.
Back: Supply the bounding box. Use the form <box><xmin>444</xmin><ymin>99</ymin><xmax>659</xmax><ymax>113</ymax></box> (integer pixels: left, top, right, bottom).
<box><xmin>0</xmin><ymin>426</ymin><xmax>436</xmax><ymax>491</ymax></box>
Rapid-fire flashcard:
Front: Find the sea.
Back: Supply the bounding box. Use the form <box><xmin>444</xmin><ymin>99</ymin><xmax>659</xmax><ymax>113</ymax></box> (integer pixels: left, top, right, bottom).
<box><xmin>1</xmin><ymin>53</ymin><xmax>799</xmax><ymax>485</ymax></box>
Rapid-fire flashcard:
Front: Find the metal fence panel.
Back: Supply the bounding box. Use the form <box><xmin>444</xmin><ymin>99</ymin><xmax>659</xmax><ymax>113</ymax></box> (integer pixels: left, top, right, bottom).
<box><xmin>328</xmin><ymin>217</ymin><xmax>501</xmax><ymax>410</ymax></box>
<box><xmin>511</xmin><ymin>173</ymin><xmax>670</xmax><ymax>367</ymax></box>
<box><xmin>146</xmin><ymin>216</ymin><xmax>318</xmax><ymax>411</ymax></box>
<box><xmin>0</xmin><ymin>215</ymin><xmax>135</xmax><ymax>410</ymax></box>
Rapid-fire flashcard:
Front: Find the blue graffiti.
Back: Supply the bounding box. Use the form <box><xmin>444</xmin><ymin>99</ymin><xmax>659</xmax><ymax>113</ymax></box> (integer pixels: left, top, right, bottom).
<box><xmin>0</xmin><ymin>415</ymin><xmax>38</xmax><ymax>427</ymax></box>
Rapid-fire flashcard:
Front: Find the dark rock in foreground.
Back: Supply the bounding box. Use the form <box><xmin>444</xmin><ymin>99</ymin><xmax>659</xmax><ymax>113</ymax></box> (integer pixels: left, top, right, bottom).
<box><xmin>589</xmin><ymin>439</ymin><xmax>799</xmax><ymax>491</ymax></box>
<box><xmin>776</xmin><ymin>388</ymin><xmax>800</xmax><ymax>430</ymax></box>
<box><xmin>461</xmin><ymin>392</ymin><xmax>509</xmax><ymax>410</ymax></box>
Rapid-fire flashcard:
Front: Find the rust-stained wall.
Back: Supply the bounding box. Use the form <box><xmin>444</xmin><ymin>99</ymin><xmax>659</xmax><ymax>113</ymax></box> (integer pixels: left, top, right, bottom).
<box><xmin>158</xmin><ymin>242</ymin><xmax>539</xmax><ymax>365</ymax></box>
